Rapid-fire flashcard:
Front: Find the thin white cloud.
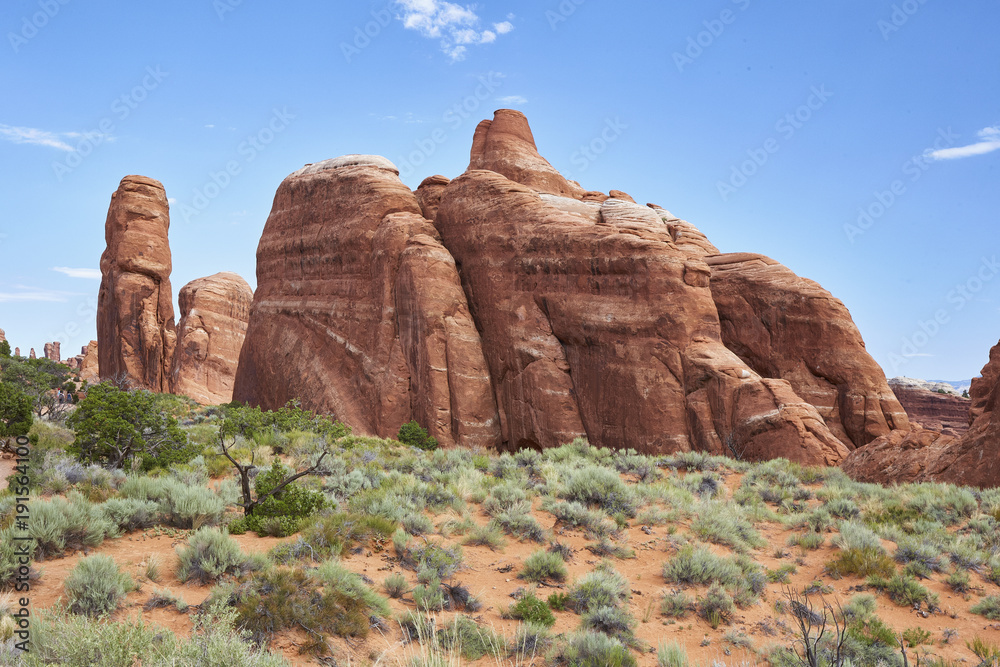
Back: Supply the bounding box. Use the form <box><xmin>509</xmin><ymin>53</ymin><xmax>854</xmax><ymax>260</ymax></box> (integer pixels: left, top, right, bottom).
<box><xmin>903</xmin><ymin>353</ymin><xmax>934</xmax><ymax>358</ymax></box>
<box><xmin>0</xmin><ymin>286</ymin><xmax>79</xmax><ymax>303</ymax></box>
<box><xmin>497</xmin><ymin>95</ymin><xmax>527</xmax><ymax>105</ymax></box>
<box><xmin>394</xmin><ymin>0</ymin><xmax>513</xmax><ymax>61</ymax></box>
<box><xmin>0</xmin><ymin>124</ymin><xmax>74</xmax><ymax>151</ymax></box>
<box><xmin>928</xmin><ymin>126</ymin><xmax>1000</xmax><ymax>160</ymax></box>
<box><xmin>0</xmin><ymin>125</ymin><xmax>115</xmax><ymax>152</ymax></box>
<box><xmin>52</xmin><ymin>267</ymin><xmax>101</xmax><ymax>279</ymax></box>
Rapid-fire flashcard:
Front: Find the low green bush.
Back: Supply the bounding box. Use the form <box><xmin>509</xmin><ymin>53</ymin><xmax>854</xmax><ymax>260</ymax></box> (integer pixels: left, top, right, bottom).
<box><xmin>176</xmin><ymin>527</ymin><xmax>248</xmax><ymax>584</ymax></box>
<box><xmin>972</xmin><ymin>595</ymin><xmax>1000</xmax><ymax>620</ymax></box>
<box><xmin>548</xmin><ymin>630</ymin><xmax>637</xmax><ymax>667</ymax></box>
<box><xmin>506</xmin><ymin>592</ymin><xmax>556</xmax><ymax>627</ymax></box>
<box><xmin>64</xmin><ymin>554</ymin><xmax>134</xmax><ymax>617</ymax></box>
<box><xmin>569</xmin><ymin>563</ymin><xmax>631</xmax><ymax>613</ymax></box>
<box><xmin>520</xmin><ymin>549</ymin><xmax>567</xmax><ymax>583</ymax></box>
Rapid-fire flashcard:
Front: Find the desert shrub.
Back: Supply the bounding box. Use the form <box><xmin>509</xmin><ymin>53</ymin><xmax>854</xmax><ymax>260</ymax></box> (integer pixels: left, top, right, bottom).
<box><xmin>569</xmin><ymin>563</ymin><xmax>630</xmax><ymax>613</ymax></box>
<box><xmin>547</xmin><ymin>592</ymin><xmax>570</xmax><ymax>611</ymax></box>
<box><xmin>100</xmin><ymin>497</ymin><xmax>159</xmax><ymax>532</ymax></box>
<box><xmin>397</xmin><ymin>538</ymin><xmax>464</xmax><ymax>580</ymax></box>
<box><xmin>835</xmin><ymin>520</ymin><xmax>884</xmax><ymax>552</ymax></box>
<box><xmin>296</xmin><ymin>512</ymin><xmax>397</xmax><ymax>560</ymax></box>
<box><xmin>825</xmin><ymin>547</ymin><xmax>897</xmax><ymax>579</ymax></box>
<box><xmin>316</xmin><ymin>559</ymin><xmax>391</xmax><ymax>618</ymax></box>
<box><xmin>658</xmin><ymin>640</ymin><xmax>689</xmax><ymax>667</ymax></box>
<box><xmin>506</xmin><ymin>591</ymin><xmax>556</xmax><ymax>627</ymax></box>
<box><xmin>902</xmin><ymin>626</ymin><xmax>932</xmax><ymax>647</ymax></box>
<box><xmin>0</xmin><ymin>526</ymin><xmax>36</xmax><ymax>589</ymax></box>
<box><xmin>483</xmin><ymin>482</ymin><xmax>529</xmax><ymax>516</ymax></box>
<box><xmin>660</xmin><ymin>590</ymin><xmax>694</xmax><ymax>618</ymax></box>
<box><xmin>947</xmin><ymin>569</ymin><xmax>971</xmax><ymax>593</ymax></box>
<box><xmin>176</xmin><ymin>527</ymin><xmax>247</xmax><ymax>584</ymax></box>
<box><xmin>543</xmin><ymin>498</ymin><xmax>617</xmax><ymax>537</ymax></box>
<box><xmin>462</xmin><ymin>523</ymin><xmax>506</xmax><ymax>551</ymax></box>
<box><xmin>843</xmin><ymin>613</ymin><xmax>907</xmax><ymax>667</ymax></box>
<box><xmin>661</xmin><ymin>544</ymin><xmax>742</xmax><ymax>588</ymax></box>
<box><xmin>121</xmin><ymin>475</ymin><xmax>226</xmax><ymax>529</ymax></box>
<box><xmin>30</xmin><ymin>493</ymin><xmax>116</xmax><ymax>558</ymax></box>
<box><xmin>968</xmin><ymin>636</ymin><xmax>1000</xmax><ymax>663</ymax></box>
<box><xmin>894</xmin><ymin>538</ymin><xmax>944</xmax><ymax>573</ymax></box>
<box><xmin>581</xmin><ymin>605</ymin><xmax>636</xmax><ymax>642</ymax></box>
<box><xmin>401</xmin><ymin>512</ymin><xmax>434</xmax><ymax>536</ymax></box>
<box><xmin>586</xmin><ymin>538</ymin><xmax>636</xmax><ymax>560</ymax></box>
<box><xmin>767</xmin><ymin>563</ymin><xmax>797</xmax><ymax>583</ymax></box>
<box><xmin>561</xmin><ymin>466</ymin><xmax>637</xmax><ymax>517</ymax></box>
<box><xmin>548</xmin><ymin>630</ymin><xmax>637</xmax><ymax>667</ymax></box>
<box><xmin>397</xmin><ymin>420</ymin><xmax>438</xmax><ymax>451</ymax></box>
<box><xmin>228</xmin><ymin>566</ymin><xmax>377</xmax><ymax>645</ymax></box>
<box><xmin>64</xmin><ymin>554</ymin><xmax>134</xmax><ymax>617</ymax></box>
<box><xmin>842</xmin><ymin>593</ymin><xmax>878</xmax><ymax>622</ymax></box>
<box><xmin>867</xmin><ymin>573</ymin><xmax>937</xmax><ymax>608</ymax></box>
<box><xmin>825</xmin><ymin>497</ymin><xmax>861</xmax><ymax>519</ymax></box>
<box><xmin>971</xmin><ymin>595</ymin><xmax>1000</xmax><ymax>620</ymax></box>
<box><xmin>383</xmin><ymin>572</ymin><xmax>409</xmax><ymax>598</ymax></box>
<box><xmin>520</xmin><ymin>549</ymin><xmax>568</xmax><ymax>583</ymax></box>
<box><xmin>413</xmin><ymin>579</ymin><xmax>447</xmax><ymax>611</ymax></box>
<box><xmin>949</xmin><ymin>544</ymin><xmax>986</xmax><ymax>571</ymax></box>
<box><xmin>691</xmin><ymin>502</ymin><xmax>765</xmax><ymax>552</ymax></box>
<box><xmin>697</xmin><ymin>583</ymin><xmax>735</xmax><ymax>628</ymax></box>
<box><xmin>512</xmin><ymin>623</ymin><xmax>552</xmax><ymax>657</ymax></box>
<box><xmin>436</xmin><ymin>615</ymin><xmax>506</xmax><ymax>661</ymax></box>
<box><xmin>788</xmin><ymin>531</ymin><xmax>825</xmax><ymax>550</ymax></box>
<box><xmin>491</xmin><ymin>508</ymin><xmax>547</xmax><ymax>542</ymax></box>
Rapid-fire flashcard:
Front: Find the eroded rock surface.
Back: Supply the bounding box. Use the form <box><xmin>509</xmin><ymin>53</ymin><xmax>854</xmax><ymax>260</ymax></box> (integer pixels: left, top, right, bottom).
<box><xmin>171</xmin><ymin>272</ymin><xmax>253</xmax><ymax>405</ymax></box>
<box><xmin>708</xmin><ymin>253</ymin><xmax>908</xmax><ymax>450</ymax></box>
<box><xmin>97</xmin><ymin>176</ymin><xmax>176</xmax><ymax>391</ymax></box>
<box><xmin>888</xmin><ymin>378</ymin><xmax>969</xmax><ymax>436</ymax></box>
<box><xmin>844</xmin><ymin>340</ymin><xmax>1000</xmax><ymax>487</ymax></box>
<box><xmin>232</xmin><ymin>156</ymin><xmax>500</xmax><ymax>449</ymax></box>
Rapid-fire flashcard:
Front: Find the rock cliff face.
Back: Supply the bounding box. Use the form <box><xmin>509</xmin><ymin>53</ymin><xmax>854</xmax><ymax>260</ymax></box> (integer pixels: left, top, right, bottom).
<box><xmin>708</xmin><ymin>253</ymin><xmax>907</xmax><ymax>449</ymax></box>
<box><xmin>232</xmin><ymin>156</ymin><xmax>500</xmax><ymax>449</ymax></box>
<box><xmin>844</xmin><ymin>340</ymin><xmax>1000</xmax><ymax>487</ymax></box>
<box><xmin>97</xmin><ymin>176</ymin><xmax>176</xmax><ymax>391</ymax></box>
<box><xmin>888</xmin><ymin>378</ymin><xmax>969</xmax><ymax>436</ymax></box>
<box><xmin>171</xmin><ymin>272</ymin><xmax>253</xmax><ymax>405</ymax></box>
<box><xmin>79</xmin><ymin>341</ymin><xmax>99</xmax><ymax>384</ymax></box>
<box><xmin>233</xmin><ymin>110</ymin><xmax>903</xmax><ymax>463</ymax></box>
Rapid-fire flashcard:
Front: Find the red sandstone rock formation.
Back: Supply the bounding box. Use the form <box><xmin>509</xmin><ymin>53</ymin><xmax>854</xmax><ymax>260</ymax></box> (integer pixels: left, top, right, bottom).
<box><xmin>232</xmin><ymin>156</ymin><xmax>500</xmax><ymax>449</ymax></box>
<box><xmin>29</xmin><ymin>349</ymin><xmax>35</xmax><ymax>359</ymax></box>
<box><xmin>79</xmin><ymin>341</ymin><xmax>99</xmax><ymax>384</ymax></box>
<box><xmin>888</xmin><ymin>378</ymin><xmax>969</xmax><ymax>436</ymax></box>
<box><xmin>0</xmin><ymin>328</ymin><xmax>5</xmax><ymax>344</ymax></box>
<box><xmin>171</xmin><ymin>272</ymin><xmax>253</xmax><ymax>405</ymax></box>
<box><xmin>231</xmin><ymin>110</ymin><xmax>901</xmax><ymax>464</ymax></box>
<box><xmin>468</xmin><ymin>109</ymin><xmax>586</xmax><ymax>199</ymax></box>
<box><xmin>14</xmin><ymin>348</ymin><xmax>20</xmax><ymax>357</ymax></box>
<box><xmin>708</xmin><ymin>253</ymin><xmax>908</xmax><ymax>449</ymax></box>
<box><xmin>43</xmin><ymin>341</ymin><xmax>60</xmax><ymax>362</ymax></box>
<box><xmin>434</xmin><ymin>168</ymin><xmax>847</xmax><ymax>463</ymax></box>
<box><xmin>844</xmin><ymin>340</ymin><xmax>1000</xmax><ymax>487</ymax></box>
<box><xmin>97</xmin><ymin>176</ymin><xmax>176</xmax><ymax>391</ymax></box>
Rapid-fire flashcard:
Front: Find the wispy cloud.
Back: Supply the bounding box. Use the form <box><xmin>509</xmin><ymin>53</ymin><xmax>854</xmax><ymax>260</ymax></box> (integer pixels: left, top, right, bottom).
<box><xmin>0</xmin><ymin>124</ymin><xmax>115</xmax><ymax>152</ymax></box>
<box><xmin>497</xmin><ymin>95</ymin><xmax>527</xmax><ymax>106</ymax></box>
<box><xmin>0</xmin><ymin>285</ymin><xmax>80</xmax><ymax>303</ymax></box>
<box><xmin>394</xmin><ymin>1</ymin><xmax>514</xmax><ymax>61</ymax></box>
<box><xmin>52</xmin><ymin>267</ymin><xmax>102</xmax><ymax>279</ymax></box>
<box><xmin>0</xmin><ymin>124</ymin><xmax>74</xmax><ymax>151</ymax></box>
<box><xmin>928</xmin><ymin>126</ymin><xmax>1000</xmax><ymax>160</ymax></box>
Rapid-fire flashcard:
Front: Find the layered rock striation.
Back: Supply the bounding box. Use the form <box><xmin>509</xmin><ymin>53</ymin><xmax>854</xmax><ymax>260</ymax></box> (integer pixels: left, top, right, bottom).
<box><xmin>844</xmin><ymin>340</ymin><xmax>1000</xmax><ymax>487</ymax></box>
<box><xmin>888</xmin><ymin>377</ymin><xmax>969</xmax><ymax>436</ymax></box>
<box><xmin>233</xmin><ymin>110</ymin><xmax>903</xmax><ymax>464</ymax></box>
<box><xmin>232</xmin><ymin>156</ymin><xmax>500</xmax><ymax>449</ymax></box>
<box><xmin>97</xmin><ymin>176</ymin><xmax>176</xmax><ymax>391</ymax></box>
<box><xmin>171</xmin><ymin>272</ymin><xmax>253</xmax><ymax>405</ymax></box>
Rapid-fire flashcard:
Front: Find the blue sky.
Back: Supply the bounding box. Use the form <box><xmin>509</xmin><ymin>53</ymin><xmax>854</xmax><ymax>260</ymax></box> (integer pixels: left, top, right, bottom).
<box><xmin>1</xmin><ymin>0</ymin><xmax>997</xmax><ymax>381</ymax></box>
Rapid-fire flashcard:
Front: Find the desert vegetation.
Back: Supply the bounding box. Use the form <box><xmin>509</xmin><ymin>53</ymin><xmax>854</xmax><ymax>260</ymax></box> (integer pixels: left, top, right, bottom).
<box><xmin>2</xmin><ymin>386</ymin><xmax>1000</xmax><ymax>665</ymax></box>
